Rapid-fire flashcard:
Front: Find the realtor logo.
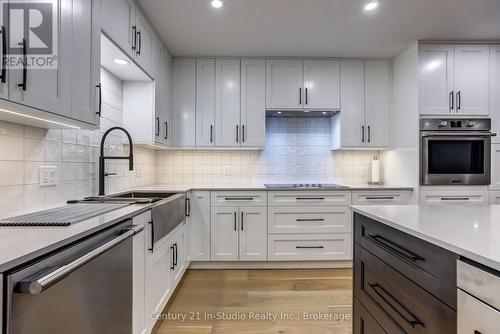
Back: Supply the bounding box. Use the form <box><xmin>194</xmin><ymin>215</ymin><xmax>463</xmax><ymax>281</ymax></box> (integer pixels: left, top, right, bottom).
<box><xmin>4</xmin><ymin>0</ymin><xmax>58</xmax><ymax>68</ymax></box>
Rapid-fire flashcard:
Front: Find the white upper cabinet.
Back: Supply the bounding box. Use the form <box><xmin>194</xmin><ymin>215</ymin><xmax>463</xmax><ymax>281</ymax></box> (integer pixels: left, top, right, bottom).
<box><xmin>133</xmin><ymin>9</ymin><xmax>154</xmax><ymax>75</ymax></box>
<box><xmin>0</xmin><ymin>3</ymin><xmax>7</xmax><ymax>100</ymax></box>
<box><xmin>172</xmin><ymin>59</ymin><xmax>196</xmax><ymax>147</ymax></box>
<box><xmin>196</xmin><ymin>59</ymin><xmax>215</xmax><ymax>147</ymax></box>
<box><xmin>335</xmin><ymin>60</ymin><xmax>365</xmax><ymax>148</ymax></box>
<box><xmin>454</xmin><ymin>45</ymin><xmax>490</xmax><ymax>115</ymax></box>
<box><xmin>162</xmin><ymin>50</ymin><xmax>172</xmax><ymax>146</ymax></box>
<box><xmin>419</xmin><ymin>44</ymin><xmax>455</xmax><ymax>115</ymax></box>
<box><xmin>491</xmin><ymin>46</ymin><xmax>500</xmax><ymax>143</ymax></box>
<box><xmin>303</xmin><ymin>60</ymin><xmax>340</xmax><ymax>109</ymax></box>
<box><xmin>102</xmin><ymin>0</ymin><xmax>136</xmax><ymax>57</ymax></box>
<box><xmin>9</xmin><ymin>0</ymin><xmax>71</xmax><ymax>118</ymax></box>
<box><xmin>365</xmin><ymin>61</ymin><xmax>391</xmax><ymax>147</ymax></box>
<box><xmin>215</xmin><ymin>59</ymin><xmax>241</xmax><ymax>147</ymax></box>
<box><xmin>266</xmin><ymin>60</ymin><xmax>303</xmax><ymax>109</ymax></box>
<box><xmin>419</xmin><ymin>43</ymin><xmax>490</xmax><ymax>115</ymax></box>
<box><xmin>241</xmin><ymin>59</ymin><xmax>266</xmax><ymax>147</ymax></box>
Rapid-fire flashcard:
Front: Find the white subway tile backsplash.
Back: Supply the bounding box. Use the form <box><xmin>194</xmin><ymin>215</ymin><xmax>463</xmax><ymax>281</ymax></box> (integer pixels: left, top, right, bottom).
<box><xmin>0</xmin><ymin>134</ymin><xmax>24</xmax><ymax>161</ymax></box>
<box><xmin>0</xmin><ymin>161</ymin><xmax>24</xmax><ymax>186</ymax></box>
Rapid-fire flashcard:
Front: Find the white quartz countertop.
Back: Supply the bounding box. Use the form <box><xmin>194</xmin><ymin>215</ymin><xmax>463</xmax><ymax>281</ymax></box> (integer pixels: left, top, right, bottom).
<box><xmin>351</xmin><ymin>205</ymin><xmax>500</xmax><ymax>272</ymax></box>
<box><xmin>0</xmin><ymin>204</ymin><xmax>151</xmax><ymax>272</ymax></box>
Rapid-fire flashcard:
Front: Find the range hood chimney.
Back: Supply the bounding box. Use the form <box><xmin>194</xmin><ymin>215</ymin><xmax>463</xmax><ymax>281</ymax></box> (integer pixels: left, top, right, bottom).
<box><xmin>266</xmin><ymin>109</ymin><xmax>340</xmax><ymax>118</ymax></box>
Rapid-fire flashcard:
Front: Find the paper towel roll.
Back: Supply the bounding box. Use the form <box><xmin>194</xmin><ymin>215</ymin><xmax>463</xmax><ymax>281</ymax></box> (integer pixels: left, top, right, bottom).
<box><xmin>371</xmin><ymin>156</ymin><xmax>380</xmax><ymax>183</ymax></box>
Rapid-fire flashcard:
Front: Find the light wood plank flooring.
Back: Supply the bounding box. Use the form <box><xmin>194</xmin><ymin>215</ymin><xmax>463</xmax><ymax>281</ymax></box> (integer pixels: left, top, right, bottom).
<box><xmin>154</xmin><ymin>269</ymin><xmax>353</xmax><ymax>334</ymax></box>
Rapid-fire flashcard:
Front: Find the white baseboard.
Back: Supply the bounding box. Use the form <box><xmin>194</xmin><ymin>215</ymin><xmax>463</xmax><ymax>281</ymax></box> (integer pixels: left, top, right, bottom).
<box><xmin>188</xmin><ymin>260</ymin><xmax>353</xmax><ymax>269</ymax></box>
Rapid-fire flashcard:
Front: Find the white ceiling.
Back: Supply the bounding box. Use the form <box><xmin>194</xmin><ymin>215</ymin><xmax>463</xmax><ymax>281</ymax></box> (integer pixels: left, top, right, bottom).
<box><xmin>137</xmin><ymin>0</ymin><xmax>500</xmax><ymax>58</ymax></box>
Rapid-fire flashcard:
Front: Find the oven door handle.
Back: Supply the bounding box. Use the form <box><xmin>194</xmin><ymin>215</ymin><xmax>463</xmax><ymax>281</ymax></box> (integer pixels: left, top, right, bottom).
<box><xmin>421</xmin><ymin>132</ymin><xmax>495</xmax><ymax>137</ymax></box>
<box><xmin>15</xmin><ymin>225</ymin><xmax>143</xmax><ymax>295</ymax></box>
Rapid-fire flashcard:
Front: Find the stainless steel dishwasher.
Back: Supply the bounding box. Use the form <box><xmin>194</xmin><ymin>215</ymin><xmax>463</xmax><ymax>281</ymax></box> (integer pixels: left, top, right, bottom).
<box><xmin>3</xmin><ymin>219</ymin><xmax>143</xmax><ymax>334</ymax></box>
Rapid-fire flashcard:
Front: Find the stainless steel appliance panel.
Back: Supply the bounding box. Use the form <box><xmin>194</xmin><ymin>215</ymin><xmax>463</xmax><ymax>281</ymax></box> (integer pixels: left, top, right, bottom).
<box><xmin>5</xmin><ymin>221</ymin><xmax>136</xmax><ymax>334</ymax></box>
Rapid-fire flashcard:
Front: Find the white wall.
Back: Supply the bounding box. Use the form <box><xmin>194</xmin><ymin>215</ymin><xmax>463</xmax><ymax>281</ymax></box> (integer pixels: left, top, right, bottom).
<box><xmin>382</xmin><ymin>42</ymin><xmax>420</xmax><ymax>189</ymax></box>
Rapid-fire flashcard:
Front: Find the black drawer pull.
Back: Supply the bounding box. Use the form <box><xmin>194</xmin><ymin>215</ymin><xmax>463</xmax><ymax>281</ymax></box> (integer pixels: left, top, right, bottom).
<box><xmin>365</xmin><ymin>196</ymin><xmax>395</xmax><ymax>200</ymax></box>
<box><xmin>368</xmin><ymin>234</ymin><xmax>425</xmax><ymax>263</ymax></box>
<box><xmin>440</xmin><ymin>197</ymin><xmax>470</xmax><ymax>201</ymax></box>
<box><xmin>296</xmin><ymin>218</ymin><xmax>325</xmax><ymax>222</ymax></box>
<box><xmin>224</xmin><ymin>197</ymin><xmax>254</xmax><ymax>201</ymax></box>
<box><xmin>369</xmin><ymin>283</ymin><xmax>425</xmax><ymax>328</ymax></box>
<box><xmin>296</xmin><ymin>197</ymin><xmax>325</xmax><ymax>200</ymax></box>
<box><xmin>296</xmin><ymin>246</ymin><xmax>324</xmax><ymax>249</ymax></box>
<box><xmin>170</xmin><ymin>245</ymin><xmax>175</xmax><ymax>270</ymax></box>
<box><xmin>474</xmin><ymin>331</ymin><xmax>483</xmax><ymax>334</ymax></box>
<box><xmin>148</xmin><ymin>221</ymin><xmax>154</xmax><ymax>252</ymax></box>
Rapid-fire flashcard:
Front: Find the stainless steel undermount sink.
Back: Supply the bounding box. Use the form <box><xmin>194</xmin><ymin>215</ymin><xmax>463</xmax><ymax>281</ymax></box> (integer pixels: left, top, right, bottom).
<box><xmin>77</xmin><ymin>192</ymin><xmax>180</xmax><ymax>204</ymax></box>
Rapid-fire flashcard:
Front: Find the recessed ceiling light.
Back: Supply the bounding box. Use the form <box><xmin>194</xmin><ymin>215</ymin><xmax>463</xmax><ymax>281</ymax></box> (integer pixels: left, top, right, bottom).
<box><xmin>363</xmin><ymin>0</ymin><xmax>380</xmax><ymax>11</ymax></box>
<box><xmin>211</xmin><ymin>0</ymin><xmax>224</xmax><ymax>9</ymax></box>
<box><xmin>113</xmin><ymin>58</ymin><xmax>129</xmax><ymax>65</ymax></box>
<box><xmin>277</xmin><ymin>111</ymin><xmax>282</xmax><ymax>114</ymax></box>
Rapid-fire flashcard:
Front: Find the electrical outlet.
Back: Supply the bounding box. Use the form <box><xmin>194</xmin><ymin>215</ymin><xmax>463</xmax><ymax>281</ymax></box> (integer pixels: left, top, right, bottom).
<box><xmin>358</xmin><ymin>166</ymin><xmax>365</xmax><ymax>176</ymax></box>
<box><xmin>40</xmin><ymin>166</ymin><xmax>58</xmax><ymax>187</ymax></box>
<box><xmin>223</xmin><ymin>166</ymin><xmax>232</xmax><ymax>176</ymax></box>
<box><xmin>136</xmin><ymin>167</ymin><xmax>142</xmax><ymax>177</ymax></box>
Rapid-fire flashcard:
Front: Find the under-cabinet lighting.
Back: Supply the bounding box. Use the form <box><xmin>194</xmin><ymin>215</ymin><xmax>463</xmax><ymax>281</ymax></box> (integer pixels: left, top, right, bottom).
<box><xmin>0</xmin><ymin>108</ymin><xmax>80</xmax><ymax>129</ymax></box>
<box><xmin>363</xmin><ymin>0</ymin><xmax>380</xmax><ymax>11</ymax></box>
<box><xmin>113</xmin><ymin>58</ymin><xmax>129</xmax><ymax>65</ymax></box>
<box><xmin>211</xmin><ymin>0</ymin><xmax>224</xmax><ymax>9</ymax></box>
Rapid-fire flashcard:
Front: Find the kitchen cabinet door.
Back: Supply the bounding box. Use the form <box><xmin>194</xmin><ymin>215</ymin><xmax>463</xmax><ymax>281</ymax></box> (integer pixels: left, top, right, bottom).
<box><xmin>239</xmin><ymin>207</ymin><xmax>268</xmax><ymax>261</ymax></box>
<box><xmin>190</xmin><ymin>191</ymin><xmax>211</xmax><ymax>261</ymax></box>
<box><xmin>101</xmin><ymin>0</ymin><xmax>135</xmax><ymax>57</ymax></box>
<box><xmin>303</xmin><ymin>60</ymin><xmax>340</xmax><ymax>109</ymax></box>
<box><xmin>491</xmin><ymin>46</ymin><xmax>500</xmax><ymax>143</ymax></box>
<box><xmin>211</xmin><ymin>207</ymin><xmax>239</xmax><ymax>261</ymax></box>
<box><xmin>9</xmin><ymin>0</ymin><xmax>71</xmax><ymax>118</ymax></box>
<box><xmin>365</xmin><ymin>61</ymin><xmax>391</xmax><ymax>148</ymax></box>
<box><xmin>266</xmin><ymin>59</ymin><xmax>303</xmax><ymax>109</ymax></box>
<box><xmin>490</xmin><ymin>144</ymin><xmax>500</xmax><ymax>190</ymax></box>
<box><xmin>215</xmin><ymin>59</ymin><xmax>241</xmax><ymax>147</ymax></box>
<box><xmin>241</xmin><ymin>59</ymin><xmax>266</xmax><ymax>147</ymax></box>
<box><xmin>419</xmin><ymin>44</ymin><xmax>455</xmax><ymax>115</ymax></box>
<box><xmin>338</xmin><ymin>60</ymin><xmax>365</xmax><ymax>147</ymax></box>
<box><xmin>454</xmin><ymin>45</ymin><xmax>490</xmax><ymax>115</ymax></box>
<box><xmin>196</xmin><ymin>59</ymin><xmax>216</xmax><ymax>147</ymax></box>
<box><xmin>70</xmin><ymin>0</ymin><xmax>101</xmax><ymax>125</ymax></box>
<box><xmin>152</xmin><ymin>37</ymin><xmax>163</xmax><ymax>144</ymax></box>
<box><xmin>134</xmin><ymin>9</ymin><xmax>154</xmax><ymax>76</ymax></box>
<box><xmin>172</xmin><ymin>59</ymin><xmax>196</xmax><ymax>146</ymax></box>
<box><xmin>173</xmin><ymin>224</ymin><xmax>186</xmax><ymax>285</ymax></box>
<box><xmin>162</xmin><ymin>50</ymin><xmax>172</xmax><ymax>146</ymax></box>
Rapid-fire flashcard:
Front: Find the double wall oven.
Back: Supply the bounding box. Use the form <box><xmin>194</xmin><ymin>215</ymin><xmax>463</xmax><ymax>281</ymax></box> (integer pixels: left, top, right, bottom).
<box><xmin>420</xmin><ymin>118</ymin><xmax>495</xmax><ymax>186</ymax></box>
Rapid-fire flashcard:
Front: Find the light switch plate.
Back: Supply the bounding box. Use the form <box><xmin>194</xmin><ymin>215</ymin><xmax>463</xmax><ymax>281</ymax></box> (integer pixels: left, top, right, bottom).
<box><xmin>40</xmin><ymin>166</ymin><xmax>58</xmax><ymax>187</ymax></box>
<box><xmin>223</xmin><ymin>166</ymin><xmax>232</xmax><ymax>176</ymax></box>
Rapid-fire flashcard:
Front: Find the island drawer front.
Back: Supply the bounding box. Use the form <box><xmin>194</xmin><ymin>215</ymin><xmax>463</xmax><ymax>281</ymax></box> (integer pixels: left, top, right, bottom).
<box><xmin>354</xmin><ymin>245</ymin><xmax>457</xmax><ymax>334</ymax></box>
<box><xmin>419</xmin><ymin>190</ymin><xmax>489</xmax><ymax>205</ymax></box>
<box><xmin>457</xmin><ymin>289</ymin><xmax>500</xmax><ymax>334</ymax></box>
<box><xmin>268</xmin><ymin>234</ymin><xmax>352</xmax><ymax>261</ymax></box>
<box><xmin>211</xmin><ymin>191</ymin><xmax>267</xmax><ymax>207</ymax></box>
<box><xmin>268</xmin><ymin>206</ymin><xmax>351</xmax><ymax>234</ymax></box>
<box><xmin>353</xmin><ymin>298</ymin><xmax>388</xmax><ymax>334</ymax></box>
<box><xmin>354</xmin><ymin>213</ymin><xmax>458</xmax><ymax>309</ymax></box>
<box><xmin>351</xmin><ymin>190</ymin><xmax>412</xmax><ymax>205</ymax></box>
<box><xmin>268</xmin><ymin>191</ymin><xmax>351</xmax><ymax>207</ymax></box>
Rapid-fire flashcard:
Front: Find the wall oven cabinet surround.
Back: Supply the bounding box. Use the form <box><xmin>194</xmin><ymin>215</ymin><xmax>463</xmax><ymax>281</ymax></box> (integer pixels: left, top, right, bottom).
<box><xmin>419</xmin><ymin>44</ymin><xmax>490</xmax><ymax>116</ymax></box>
<box><xmin>420</xmin><ymin>118</ymin><xmax>494</xmax><ymax>185</ymax></box>
<box><xmin>265</xmin><ymin>59</ymin><xmax>340</xmax><ymax>110</ymax></box>
<box><xmin>332</xmin><ymin>60</ymin><xmax>391</xmax><ymax>149</ymax></box>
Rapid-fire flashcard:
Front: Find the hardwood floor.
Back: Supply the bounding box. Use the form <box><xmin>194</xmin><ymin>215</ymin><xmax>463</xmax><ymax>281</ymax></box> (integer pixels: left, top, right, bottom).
<box><xmin>154</xmin><ymin>269</ymin><xmax>353</xmax><ymax>334</ymax></box>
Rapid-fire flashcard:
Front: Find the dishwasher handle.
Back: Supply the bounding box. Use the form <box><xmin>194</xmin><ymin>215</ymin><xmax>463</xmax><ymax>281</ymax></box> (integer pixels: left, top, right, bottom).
<box><xmin>16</xmin><ymin>225</ymin><xmax>144</xmax><ymax>295</ymax></box>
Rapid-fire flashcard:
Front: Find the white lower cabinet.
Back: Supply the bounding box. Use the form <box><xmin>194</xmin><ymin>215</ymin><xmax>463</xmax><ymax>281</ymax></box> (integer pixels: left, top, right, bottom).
<box><xmin>268</xmin><ymin>234</ymin><xmax>352</xmax><ymax>261</ymax></box>
<box><xmin>189</xmin><ymin>191</ymin><xmax>211</xmax><ymax>261</ymax></box>
<box><xmin>490</xmin><ymin>144</ymin><xmax>500</xmax><ymax>190</ymax></box>
<box><xmin>420</xmin><ymin>189</ymin><xmax>490</xmax><ymax>205</ymax></box>
<box><xmin>211</xmin><ymin>206</ymin><xmax>267</xmax><ymax>261</ymax></box>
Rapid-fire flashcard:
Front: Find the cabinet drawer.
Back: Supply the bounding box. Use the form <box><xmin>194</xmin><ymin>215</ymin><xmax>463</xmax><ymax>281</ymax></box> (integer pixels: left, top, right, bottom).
<box><xmin>268</xmin><ymin>191</ymin><xmax>351</xmax><ymax>207</ymax></box>
<box><xmin>353</xmin><ymin>298</ymin><xmax>387</xmax><ymax>334</ymax></box>
<box><xmin>489</xmin><ymin>191</ymin><xmax>500</xmax><ymax>204</ymax></box>
<box><xmin>420</xmin><ymin>190</ymin><xmax>489</xmax><ymax>205</ymax></box>
<box><xmin>458</xmin><ymin>289</ymin><xmax>500</xmax><ymax>334</ymax></box>
<box><xmin>354</xmin><ymin>245</ymin><xmax>456</xmax><ymax>334</ymax></box>
<box><xmin>268</xmin><ymin>206</ymin><xmax>351</xmax><ymax>234</ymax></box>
<box><xmin>352</xmin><ymin>190</ymin><xmax>412</xmax><ymax>205</ymax></box>
<box><xmin>211</xmin><ymin>191</ymin><xmax>267</xmax><ymax>207</ymax></box>
<box><xmin>268</xmin><ymin>234</ymin><xmax>352</xmax><ymax>261</ymax></box>
<box><xmin>354</xmin><ymin>213</ymin><xmax>458</xmax><ymax>309</ymax></box>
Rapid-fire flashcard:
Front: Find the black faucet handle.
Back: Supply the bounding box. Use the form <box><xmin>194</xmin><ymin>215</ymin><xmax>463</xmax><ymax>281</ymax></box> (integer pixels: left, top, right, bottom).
<box><xmin>129</xmin><ymin>153</ymin><xmax>134</xmax><ymax>171</ymax></box>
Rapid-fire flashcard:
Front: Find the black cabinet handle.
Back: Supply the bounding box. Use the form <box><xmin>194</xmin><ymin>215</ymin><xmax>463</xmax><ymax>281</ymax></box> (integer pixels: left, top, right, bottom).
<box><xmin>296</xmin><ymin>246</ymin><xmax>324</xmax><ymax>249</ymax></box>
<box><xmin>210</xmin><ymin>125</ymin><xmax>213</xmax><ymax>143</ymax></box>
<box><xmin>305</xmin><ymin>87</ymin><xmax>308</xmax><ymax>105</ymax></box>
<box><xmin>155</xmin><ymin>117</ymin><xmax>160</xmax><ymax>136</ymax></box>
<box><xmin>173</xmin><ymin>243</ymin><xmax>178</xmax><ymax>266</ymax></box>
<box><xmin>449</xmin><ymin>91</ymin><xmax>454</xmax><ymax>111</ymax></box>
<box><xmin>224</xmin><ymin>197</ymin><xmax>254</xmax><ymax>201</ymax></box>
<box><xmin>242</xmin><ymin>125</ymin><xmax>245</xmax><ymax>143</ymax></box>
<box><xmin>136</xmin><ymin>31</ymin><xmax>142</xmax><ymax>55</ymax></box>
<box><xmin>96</xmin><ymin>83</ymin><xmax>102</xmax><ymax>116</ymax></box>
<box><xmin>369</xmin><ymin>282</ymin><xmax>425</xmax><ymax>328</ymax></box>
<box><xmin>234</xmin><ymin>211</ymin><xmax>237</xmax><ymax>231</ymax></box>
<box><xmin>131</xmin><ymin>25</ymin><xmax>137</xmax><ymax>51</ymax></box>
<box><xmin>296</xmin><ymin>218</ymin><xmax>325</xmax><ymax>222</ymax></box>
<box><xmin>164</xmin><ymin>122</ymin><xmax>168</xmax><ymax>140</ymax></box>
<box><xmin>170</xmin><ymin>245</ymin><xmax>175</xmax><ymax>270</ymax></box>
<box><xmin>367</xmin><ymin>234</ymin><xmax>425</xmax><ymax>263</ymax></box>
<box><xmin>241</xmin><ymin>211</ymin><xmax>244</xmax><ymax>231</ymax></box>
<box><xmin>365</xmin><ymin>196</ymin><xmax>395</xmax><ymax>200</ymax></box>
<box><xmin>185</xmin><ymin>198</ymin><xmax>190</xmax><ymax>217</ymax></box>
<box><xmin>367</xmin><ymin>126</ymin><xmax>371</xmax><ymax>143</ymax></box>
<box><xmin>441</xmin><ymin>197</ymin><xmax>470</xmax><ymax>201</ymax></box>
<box><xmin>296</xmin><ymin>197</ymin><xmax>325</xmax><ymax>200</ymax></box>
<box><xmin>148</xmin><ymin>221</ymin><xmax>154</xmax><ymax>252</ymax></box>
<box><xmin>361</xmin><ymin>126</ymin><xmax>365</xmax><ymax>143</ymax></box>
<box><xmin>474</xmin><ymin>331</ymin><xmax>483</xmax><ymax>334</ymax></box>
<box><xmin>456</xmin><ymin>91</ymin><xmax>461</xmax><ymax>111</ymax></box>
<box><xmin>18</xmin><ymin>38</ymin><xmax>27</xmax><ymax>91</ymax></box>
<box><xmin>299</xmin><ymin>87</ymin><xmax>302</xmax><ymax>105</ymax></box>
<box><xmin>0</xmin><ymin>26</ymin><xmax>6</xmax><ymax>83</ymax></box>
<box><xmin>236</xmin><ymin>125</ymin><xmax>239</xmax><ymax>143</ymax></box>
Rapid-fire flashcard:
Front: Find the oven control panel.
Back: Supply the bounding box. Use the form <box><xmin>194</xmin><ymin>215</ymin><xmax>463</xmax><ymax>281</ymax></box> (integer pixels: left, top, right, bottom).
<box><xmin>421</xmin><ymin>118</ymin><xmax>491</xmax><ymax>131</ymax></box>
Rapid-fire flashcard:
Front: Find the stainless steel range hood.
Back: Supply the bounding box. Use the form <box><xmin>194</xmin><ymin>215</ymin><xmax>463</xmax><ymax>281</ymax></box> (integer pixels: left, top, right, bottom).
<box><xmin>266</xmin><ymin>109</ymin><xmax>339</xmax><ymax>118</ymax></box>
